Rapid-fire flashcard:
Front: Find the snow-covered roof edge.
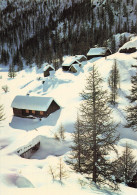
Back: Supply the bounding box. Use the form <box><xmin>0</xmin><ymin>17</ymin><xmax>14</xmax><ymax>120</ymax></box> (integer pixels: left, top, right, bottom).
<box><xmin>11</xmin><ymin>95</ymin><xmax>59</xmax><ymax>111</ymax></box>
<box><xmin>43</xmin><ymin>65</ymin><xmax>55</xmax><ymax>72</ymax></box>
<box><xmin>87</xmin><ymin>47</ymin><xmax>111</xmax><ymax>56</ymax></box>
<box><xmin>62</xmin><ymin>58</ymin><xmax>81</xmax><ymax>67</ymax></box>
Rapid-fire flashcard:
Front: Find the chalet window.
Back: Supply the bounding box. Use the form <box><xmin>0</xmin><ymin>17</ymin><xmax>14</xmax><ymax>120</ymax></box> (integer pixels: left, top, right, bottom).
<box><xmin>26</xmin><ymin>109</ymin><xmax>29</xmax><ymax>114</ymax></box>
<box><xmin>32</xmin><ymin>110</ymin><xmax>35</xmax><ymax>114</ymax></box>
<box><xmin>40</xmin><ymin>111</ymin><xmax>44</xmax><ymax>115</ymax></box>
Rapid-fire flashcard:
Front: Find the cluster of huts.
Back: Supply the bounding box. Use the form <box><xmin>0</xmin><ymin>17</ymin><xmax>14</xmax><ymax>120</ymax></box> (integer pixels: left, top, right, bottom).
<box><xmin>11</xmin><ymin>47</ymin><xmax>112</xmax><ymax>120</ymax></box>
<box><xmin>43</xmin><ymin>47</ymin><xmax>112</xmax><ymax>75</ymax></box>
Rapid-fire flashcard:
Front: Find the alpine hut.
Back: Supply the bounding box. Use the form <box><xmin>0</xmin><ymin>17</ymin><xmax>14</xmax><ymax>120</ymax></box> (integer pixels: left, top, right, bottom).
<box><xmin>43</xmin><ymin>65</ymin><xmax>55</xmax><ymax>77</ymax></box>
<box><xmin>87</xmin><ymin>47</ymin><xmax>112</xmax><ymax>60</ymax></box>
<box><xmin>11</xmin><ymin>95</ymin><xmax>60</xmax><ymax>118</ymax></box>
<box><xmin>62</xmin><ymin>58</ymin><xmax>81</xmax><ymax>71</ymax></box>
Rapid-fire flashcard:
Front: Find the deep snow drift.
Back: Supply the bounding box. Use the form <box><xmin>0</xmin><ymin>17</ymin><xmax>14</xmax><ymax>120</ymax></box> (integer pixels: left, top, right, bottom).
<box><xmin>0</xmin><ymin>36</ymin><xmax>137</xmax><ymax>195</ymax></box>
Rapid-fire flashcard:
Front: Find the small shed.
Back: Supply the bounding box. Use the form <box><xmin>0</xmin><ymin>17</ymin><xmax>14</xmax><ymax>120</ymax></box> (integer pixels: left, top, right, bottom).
<box><xmin>44</xmin><ymin>65</ymin><xmax>55</xmax><ymax>77</ymax></box>
<box><xmin>87</xmin><ymin>47</ymin><xmax>112</xmax><ymax>60</ymax></box>
<box><xmin>62</xmin><ymin>58</ymin><xmax>81</xmax><ymax>71</ymax></box>
<box><xmin>11</xmin><ymin>95</ymin><xmax>60</xmax><ymax>118</ymax></box>
<box><xmin>75</xmin><ymin>55</ymin><xmax>87</xmax><ymax>62</ymax></box>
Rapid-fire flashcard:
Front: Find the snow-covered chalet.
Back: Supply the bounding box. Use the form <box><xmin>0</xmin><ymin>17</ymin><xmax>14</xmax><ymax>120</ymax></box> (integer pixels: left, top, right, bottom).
<box><xmin>11</xmin><ymin>95</ymin><xmax>60</xmax><ymax>118</ymax></box>
<box><xmin>43</xmin><ymin>65</ymin><xmax>55</xmax><ymax>77</ymax></box>
<box><xmin>87</xmin><ymin>47</ymin><xmax>112</xmax><ymax>60</ymax></box>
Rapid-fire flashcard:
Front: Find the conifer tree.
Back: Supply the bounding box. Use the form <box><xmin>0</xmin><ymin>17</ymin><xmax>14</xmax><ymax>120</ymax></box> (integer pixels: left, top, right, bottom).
<box><xmin>115</xmin><ymin>143</ymin><xmax>137</xmax><ymax>184</ymax></box>
<box><xmin>108</xmin><ymin>60</ymin><xmax>120</xmax><ymax>105</ymax></box>
<box><xmin>8</xmin><ymin>65</ymin><xmax>16</xmax><ymax>78</ymax></box>
<box><xmin>67</xmin><ymin>113</ymin><xmax>85</xmax><ymax>173</ymax></box>
<box><xmin>111</xmin><ymin>36</ymin><xmax>116</xmax><ymax>54</ymax></box>
<box><xmin>0</xmin><ymin>49</ymin><xmax>9</xmax><ymax>65</ymax></box>
<box><xmin>125</xmin><ymin>71</ymin><xmax>137</xmax><ymax>131</ymax></box>
<box><xmin>69</xmin><ymin>66</ymin><xmax>119</xmax><ymax>189</ymax></box>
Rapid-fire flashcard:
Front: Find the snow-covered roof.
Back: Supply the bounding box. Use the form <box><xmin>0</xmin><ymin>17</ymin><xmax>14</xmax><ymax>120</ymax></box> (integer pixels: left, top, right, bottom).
<box><xmin>43</xmin><ymin>65</ymin><xmax>54</xmax><ymax>72</ymax></box>
<box><xmin>119</xmin><ymin>36</ymin><xmax>137</xmax><ymax>51</ymax></box>
<box><xmin>87</xmin><ymin>47</ymin><xmax>111</xmax><ymax>56</ymax></box>
<box><xmin>70</xmin><ymin>63</ymin><xmax>80</xmax><ymax>70</ymax></box>
<box><xmin>75</xmin><ymin>55</ymin><xmax>87</xmax><ymax>60</ymax></box>
<box><xmin>11</xmin><ymin>95</ymin><xmax>54</xmax><ymax>111</ymax></box>
<box><xmin>62</xmin><ymin>58</ymin><xmax>81</xmax><ymax>67</ymax></box>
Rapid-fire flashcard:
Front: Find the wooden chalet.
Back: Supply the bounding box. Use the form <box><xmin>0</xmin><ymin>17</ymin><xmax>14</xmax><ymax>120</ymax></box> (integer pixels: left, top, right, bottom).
<box><xmin>43</xmin><ymin>65</ymin><xmax>55</xmax><ymax>77</ymax></box>
<box><xmin>11</xmin><ymin>95</ymin><xmax>60</xmax><ymax>118</ymax></box>
<box><xmin>87</xmin><ymin>47</ymin><xmax>112</xmax><ymax>60</ymax></box>
<box><xmin>62</xmin><ymin>58</ymin><xmax>81</xmax><ymax>71</ymax></box>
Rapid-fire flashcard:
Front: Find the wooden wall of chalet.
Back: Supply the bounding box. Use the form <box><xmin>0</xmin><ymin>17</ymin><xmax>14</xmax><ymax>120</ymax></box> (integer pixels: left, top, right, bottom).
<box><xmin>44</xmin><ymin>67</ymin><xmax>54</xmax><ymax>77</ymax></box>
<box><xmin>69</xmin><ymin>66</ymin><xmax>77</xmax><ymax>73</ymax></box>
<box><xmin>62</xmin><ymin>66</ymin><xmax>70</xmax><ymax>71</ymax></box>
<box><xmin>13</xmin><ymin>108</ymin><xmax>23</xmax><ymax>117</ymax></box>
<box><xmin>87</xmin><ymin>55</ymin><xmax>105</xmax><ymax>60</ymax></box>
<box><xmin>105</xmin><ymin>50</ymin><xmax>112</xmax><ymax>56</ymax></box>
<box><xmin>45</xmin><ymin>100</ymin><xmax>60</xmax><ymax>117</ymax></box>
<box><xmin>12</xmin><ymin>100</ymin><xmax>60</xmax><ymax>118</ymax></box>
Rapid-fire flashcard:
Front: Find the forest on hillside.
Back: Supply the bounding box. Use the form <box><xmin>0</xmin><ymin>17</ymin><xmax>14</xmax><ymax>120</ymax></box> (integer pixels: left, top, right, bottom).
<box><xmin>0</xmin><ymin>0</ymin><xmax>137</xmax><ymax>70</ymax></box>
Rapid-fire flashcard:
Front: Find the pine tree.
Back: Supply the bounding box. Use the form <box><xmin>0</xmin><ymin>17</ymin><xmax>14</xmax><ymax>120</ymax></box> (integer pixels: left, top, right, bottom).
<box><xmin>8</xmin><ymin>65</ymin><xmax>16</xmax><ymax>78</ymax></box>
<box><xmin>70</xmin><ymin>66</ymin><xmax>119</xmax><ymax>189</ymax></box>
<box><xmin>108</xmin><ymin>60</ymin><xmax>120</xmax><ymax>105</ymax></box>
<box><xmin>115</xmin><ymin>143</ymin><xmax>137</xmax><ymax>184</ymax></box>
<box><xmin>0</xmin><ymin>49</ymin><xmax>9</xmax><ymax>65</ymax></box>
<box><xmin>125</xmin><ymin>71</ymin><xmax>137</xmax><ymax>131</ymax></box>
<box><xmin>12</xmin><ymin>49</ymin><xmax>23</xmax><ymax>71</ymax></box>
<box><xmin>119</xmin><ymin>35</ymin><xmax>124</xmax><ymax>47</ymax></box>
<box><xmin>123</xmin><ymin>3</ymin><xmax>128</xmax><ymax>17</ymax></box>
<box><xmin>111</xmin><ymin>36</ymin><xmax>116</xmax><ymax>54</ymax></box>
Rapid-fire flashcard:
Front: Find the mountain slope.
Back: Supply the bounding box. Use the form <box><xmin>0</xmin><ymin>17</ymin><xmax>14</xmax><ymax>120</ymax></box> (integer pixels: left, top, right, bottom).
<box><xmin>0</xmin><ymin>36</ymin><xmax>137</xmax><ymax>194</ymax></box>
<box><xmin>0</xmin><ymin>0</ymin><xmax>137</xmax><ymax>70</ymax></box>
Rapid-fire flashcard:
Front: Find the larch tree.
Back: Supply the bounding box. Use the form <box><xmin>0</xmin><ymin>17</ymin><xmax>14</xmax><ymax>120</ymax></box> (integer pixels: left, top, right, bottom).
<box><xmin>70</xmin><ymin>66</ymin><xmax>119</xmax><ymax>189</ymax></box>
<box><xmin>115</xmin><ymin>143</ymin><xmax>137</xmax><ymax>184</ymax></box>
<box><xmin>67</xmin><ymin>113</ymin><xmax>86</xmax><ymax>173</ymax></box>
<box><xmin>57</xmin><ymin>157</ymin><xmax>68</xmax><ymax>185</ymax></box>
<box><xmin>58</xmin><ymin>123</ymin><xmax>66</xmax><ymax>141</ymax></box>
<box><xmin>108</xmin><ymin>59</ymin><xmax>120</xmax><ymax>105</ymax></box>
<box><xmin>125</xmin><ymin>71</ymin><xmax>137</xmax><ymax>131</ymax></box>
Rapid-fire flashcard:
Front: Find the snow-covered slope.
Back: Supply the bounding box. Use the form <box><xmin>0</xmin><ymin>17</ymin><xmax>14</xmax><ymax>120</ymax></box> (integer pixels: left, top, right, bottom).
<box><xmin>0</xmin><ymin>37</ymin><xmax>137</xmax><ymax>194</ymax></box>
<box><xmin>119</xmin><ymin>36</ymin><xmax>137</xmax><ymax>50</ymax></box>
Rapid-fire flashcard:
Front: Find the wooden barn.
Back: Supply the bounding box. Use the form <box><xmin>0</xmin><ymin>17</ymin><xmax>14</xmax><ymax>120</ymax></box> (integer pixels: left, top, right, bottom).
<box><xmin>44</xmin><ymin>65</ymin><xmax>55</xmax><ymax>77</ymax></box>
<box><xmin>87</xmin><ymin>47</ymin><xmax>112</xmax><ymax>60</ymax></box>
<box><xmin>11</xmin><ymin>95</ymin><xmax>60</xmax><ymax>118</ymax></box>
<box><xmin>62</xmin><ymin>58</ymin><xmax>81</xmax><ymax>71</ymax></box>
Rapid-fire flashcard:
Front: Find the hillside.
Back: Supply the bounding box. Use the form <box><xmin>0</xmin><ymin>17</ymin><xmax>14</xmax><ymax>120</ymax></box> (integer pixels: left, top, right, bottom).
<box><xmin>0</xmin><ymin>0</ymin><xmax>137</xmax><ymax>70</ymax></box>
<box><xmin>0</xmin><ymin>36</ymin><xmax>137</xmax><ymax>194</ymax></box>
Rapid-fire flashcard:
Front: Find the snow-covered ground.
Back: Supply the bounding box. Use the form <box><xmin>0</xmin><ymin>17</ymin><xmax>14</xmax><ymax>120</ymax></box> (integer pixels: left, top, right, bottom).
<box><xmin>0</xmin><ymin>37</ymin><xmax>137</xmax><ymax>195</ymax></box>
